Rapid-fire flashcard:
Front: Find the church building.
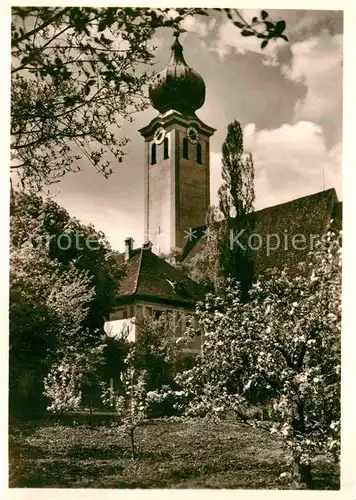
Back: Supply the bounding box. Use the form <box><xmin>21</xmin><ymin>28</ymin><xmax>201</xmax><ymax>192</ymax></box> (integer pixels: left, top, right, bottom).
<box><xmin>104</xmin><ymin>34</ymin><xmax>212</xmax><ymax>341</ymax></box>
<box><xmin>139</xmin><ymin>33</ymin><xmax>215</xmax><ymax>255</ymax></box>
<box><xmin>104</xmin><ymin>34</ymin><xmax>341</xmax><ymax>342</ymax></box>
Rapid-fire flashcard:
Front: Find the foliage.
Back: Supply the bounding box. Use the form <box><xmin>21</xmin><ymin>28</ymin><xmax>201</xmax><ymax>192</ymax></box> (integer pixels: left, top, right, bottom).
<box><xmin>11</xmin><ymin>7</ymin><xmax>177</xmax><ymax>188</ymax></box>
<box><xmin>124</xmin><ymin>314</ymin><xmax>185</xmax><ymax>417</ymax></box>
<box><xmin>182</xmin><ymin>121</ymin><xmax>255</xmax><ymax>295</ymax></box>
<box><xmin>69</xmin><ymin>313</ymin><xmax>184</xmax><ymax>456</ymax></box>
<box><xmin>218</xmin><ymin>120</ymin><xmax>255</xmax><ymax>219</ymax></box>
<box><xmin>11</xmin><ymin>8</ymin><xmax>287</xmax><ymax>188</ymax></box>
<box><xmin>11</xmin><ymin>189</ymin><xmax>122</xmax><ymax>332</ymax></box>
<box><xmin>9</xmin><ymin>242</ymin><xmax>95</xmax><ymax>417</ymax></box>
<box><xmin>101</xmin><ymin>313</ymin><xmax>188</xmax><ymax>421</ymax></box>
<box><xmin>101</xmin><ymin>335</ymin><xmax>131</xmax><ymax>383</ymax></box>
<box><xmin>178</xmin><ymin>206</ymin><xmax>224</xmax><ymax>290</ymax></box>
<box><xmin>42</xmin><ymin>312</ymin><xmax>182</xmax><ymax>420</ymax></box>
<box><xmin>133</xmin><ymin>315</ymin><xmax>179</xmax><ymax>386</ymax></box>
<box><xmin>42</xmin><ymin>334</ymin><xmax>134</xmax><ymax>414</ymax></box>
<box><xmin>176</xmin><ymin>232</ymin><xmax>341</xmax><ymax>488</ymax></box>
<box><xmin>216</xmin><ymin>9</ymin><xmax>288</xmax><ymax>49</ymax></box>
<box><xmin>9</xmin><ymin>189</ymin><xmax>122</xmax><ymax>416</ymax></box>
<box><xmin>217</xmin><ymin>120</ymin><xmax>255</xmax><ymax>297</ymax></box>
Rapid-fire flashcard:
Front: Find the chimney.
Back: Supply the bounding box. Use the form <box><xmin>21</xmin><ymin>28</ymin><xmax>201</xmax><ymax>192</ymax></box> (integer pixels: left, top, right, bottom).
<box><xmin>124</xmin><ymin>237</ymin><xmax>134</xmax><ymax>261</ymax></box>
<box><xmin>142</xmin><ymin>240</ymin><xmax>152</xmax><ymax>251</ymax></box>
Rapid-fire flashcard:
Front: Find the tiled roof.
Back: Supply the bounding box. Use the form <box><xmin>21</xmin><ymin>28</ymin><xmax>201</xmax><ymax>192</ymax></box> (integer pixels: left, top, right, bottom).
<box><xmin>115</xmin><ymin>189</ymin><xmax>341</xmax><ymax>306</ymax></box>
<box><xmin>183</xmin><ymin>188</ymin><xmax>342</xmax><ymax>278</ymax></box>
<box><xmin>115</xmin><ymin>247</ymin><xmax>206</xmax><ymax>307</ymax></box>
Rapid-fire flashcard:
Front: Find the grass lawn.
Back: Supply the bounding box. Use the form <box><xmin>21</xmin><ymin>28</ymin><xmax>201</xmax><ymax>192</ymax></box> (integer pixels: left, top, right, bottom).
<box><xmin>9</xmin><ymin>418</ymin><xmax>339</xmax><ymax>489</ymax></box>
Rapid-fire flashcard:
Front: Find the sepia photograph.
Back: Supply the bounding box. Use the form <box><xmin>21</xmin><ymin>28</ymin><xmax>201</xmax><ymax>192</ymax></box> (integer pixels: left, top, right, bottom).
<box><xmin>9</xmin><ymin>6</ymin><xmax>343</xmax><ymax>491</ymax></box>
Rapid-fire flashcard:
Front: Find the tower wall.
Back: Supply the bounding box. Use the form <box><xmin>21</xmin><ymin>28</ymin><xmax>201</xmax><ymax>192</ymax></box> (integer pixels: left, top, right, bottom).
<box><xmin>146</xmin><ymin>130</ymin><xmax>174</xmax><ymax>255</ymax></box>
<box><xmin>176</xmin><ymin>130</ymin><xmax>210</xmax><ymax>249</ymax></box>
<box><xmin>141</xmin><ymin>114</ymin><xmax>214</xmax><ymax>256</ymax></box>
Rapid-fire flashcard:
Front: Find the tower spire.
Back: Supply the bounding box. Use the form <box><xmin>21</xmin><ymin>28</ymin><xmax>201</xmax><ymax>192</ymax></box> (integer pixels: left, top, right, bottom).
<box><xmin>148</xmin><ymin>32</ymin><xmax>206</xmax><ymax>116</ymax></box>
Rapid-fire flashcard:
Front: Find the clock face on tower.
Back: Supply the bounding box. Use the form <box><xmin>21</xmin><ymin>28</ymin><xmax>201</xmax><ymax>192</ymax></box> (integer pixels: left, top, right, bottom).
<box><xmin>187</xmin><ymin>126</ymin><xmax>199</xmax><ymax>144</ymax></box>
<box><xmin>153</xmin><ymin>127</ymin><xmax>166</xmax><ymax>145</ymax></box>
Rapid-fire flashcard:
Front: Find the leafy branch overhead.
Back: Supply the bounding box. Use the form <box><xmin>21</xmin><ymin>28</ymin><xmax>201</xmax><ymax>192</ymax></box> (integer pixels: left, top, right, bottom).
<box><xmin>11</xmin><ymin>8</ymin><xmax>288</xmax><ymax>189</ymax></box>
<box><xmin>217</xmin><ymin>9</ymin><xmax>288</xmax><ymax>49</ymax></box>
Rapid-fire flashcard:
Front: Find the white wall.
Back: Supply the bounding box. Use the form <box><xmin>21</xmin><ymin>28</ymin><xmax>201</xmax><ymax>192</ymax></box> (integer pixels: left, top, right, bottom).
<box><xmin>104</xmin><ymin>318</ymin><xmax>136</xmax><ymax>342</ymax></box>
<box><xmin>105</xmin><ymin>301</ymin><xmax>199</xmax><ymax>343</ymax></box>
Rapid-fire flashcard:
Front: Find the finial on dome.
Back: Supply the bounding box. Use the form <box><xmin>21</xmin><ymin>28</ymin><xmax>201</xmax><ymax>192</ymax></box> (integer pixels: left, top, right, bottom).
<box><xmin>148</xmin><ymin>30</ymin><xmax>206</xmax><ymax>116</ymax></box>
<box><xmin>171</xmin><ymin>29</ymin><xmax>184</xmax><ymax>52</ymax></box>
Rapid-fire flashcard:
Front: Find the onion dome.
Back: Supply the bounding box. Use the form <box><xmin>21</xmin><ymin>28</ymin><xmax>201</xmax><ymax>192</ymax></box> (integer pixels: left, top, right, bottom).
<box><xmin>149</xmin><ymin>34</ymin><xmax>206</xmax><ymax>116</ymax></box>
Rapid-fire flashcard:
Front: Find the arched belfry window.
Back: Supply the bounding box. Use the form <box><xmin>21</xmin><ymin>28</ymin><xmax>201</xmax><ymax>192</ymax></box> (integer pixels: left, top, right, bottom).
<box><xmin>163</xmin><ymin>137</ymin><xmax>169</xmax><ymax>159</ymax></box>
<box><xmin>151</xmin><ymin>143</ymin><xmax>156</xmax><ymax>165</ymax></box>
<box><xmin>197</xmin><ymin>143</ymin><xmax>202</xmax><ymax>164</ymax></box>
<box><xmin>183</xmin><ymin>138</ymin><xmax>189</xmax><ymax>159</ymax></box>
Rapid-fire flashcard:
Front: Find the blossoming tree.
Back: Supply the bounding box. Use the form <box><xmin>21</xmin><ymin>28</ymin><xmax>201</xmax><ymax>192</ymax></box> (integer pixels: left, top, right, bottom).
<box><xmin>101</xmin><ymin>356</ymin><xmax>149</xmax><ymax>460</ymax></box>
<box><xmin>176</xmin><ymin>231</ymin><xmax>341</xmax><ymax>488</ymax></box>
<box><xmin>10</xmin><ymin>242</ymin><xmax>95</xmax><ymax>416</ymax></box>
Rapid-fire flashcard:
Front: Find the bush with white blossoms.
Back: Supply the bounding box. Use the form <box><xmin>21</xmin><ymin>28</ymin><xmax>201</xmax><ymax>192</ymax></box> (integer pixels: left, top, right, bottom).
<box><xmin>176</xmin><ymin>231</ymin><xmax>341</xmax><ymax>488</ymax></box>
<box><xmin>44</xmin><ymin>359</ymin><xmax>82</xmax><ymax>413</ymax></box>
<box><xmin>146</xmin><ymin>386</ymin><xmax>187</xmax><ymax>417</ymax></box>
<box><xmin>44</xmin><ymin>344</ymin><xmax>105</xmax><ymax>413</ymax></box>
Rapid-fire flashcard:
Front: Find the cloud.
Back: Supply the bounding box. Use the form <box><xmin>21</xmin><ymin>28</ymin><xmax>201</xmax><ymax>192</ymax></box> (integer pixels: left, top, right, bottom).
<box><xmin>210</xmin><ymin>121</ymin><xmax>341</xmax><ymax>210</ymax></box>
<box><xmin>180</xmin><ymin>15</ymin><xmax>216</xmax><ymax>37</ymax></box>
<box><xmin>53</xmin><ymin>192</ymin><xmax>144</xmax><ymax>252</ymax></box>
<box><xmin>211</xmin><ymin>13</ymin><xmax>285</xmax><ymax>64</ymax></box>
<box><xmin>282</xmin><ymin>31</ymin><xmax>343</xmax><ymax>122</ymax></box>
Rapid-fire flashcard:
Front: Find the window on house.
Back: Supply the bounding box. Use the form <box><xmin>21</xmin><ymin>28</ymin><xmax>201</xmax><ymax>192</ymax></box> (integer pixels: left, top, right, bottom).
<box><xmin>183</xmin><ymin>138</ymin><xmax>189</xmax><ymax>159</ymax></box>
<box><xmin>154</xmin><ymin>310</ymin><xmax>163</xmax><ymax>320</ymax></box>
<box><xmin>145</xmin><ymin>307</ymin><xmax>153</xmax><ymax>317</ymax></box>
<box><xmin>136</xmin><ymin>305</ymin><xmax>143</xmax><ymax>319</ymax></box>
<box><xmin>173</xmin><ymin>312</ymin><xmax>184</xmax><ymax>336</ymax></box>
<box><xmin>123</xmin><ymin>308</ymin><xmax>128</xmax><ymax>319</ymax></box>
<box><xmin>196</xmin><ymin>143</ymin><xmax>202</xmax><ymax>164</ymax></box>
<box><xmin>128</xmin><ymin>305</ymin><xmax>135</xmax><ymax>317</ymax></box>
<box><xmin>151</xmin><ymin>143</ymin><xmax>157</xmax><ymax>165</ymax></box>
<box><xmin>112</xmin><ymin>308</ymin><xmax>125</xmax><ymax>320</ymax></box>
<box><xmin>163</xmin><ymin>137</ymin><xmax>169</xmax><ymax>159</ymax></box>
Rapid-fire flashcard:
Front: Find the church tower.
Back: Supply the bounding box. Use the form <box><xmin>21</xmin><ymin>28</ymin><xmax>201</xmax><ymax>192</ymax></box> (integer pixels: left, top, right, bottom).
<box><xmin>139</xmin><ymin>34</ymin><xmax>215</xmax><ymax>256</ymax></box>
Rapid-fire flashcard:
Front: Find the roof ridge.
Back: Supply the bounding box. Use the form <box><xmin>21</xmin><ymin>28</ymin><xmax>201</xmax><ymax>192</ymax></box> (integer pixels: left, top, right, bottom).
<box><xmin>189</xmin><ymin>189</ymin><xmax>338</xmax><ymax>235</ymax></box>
<box><xmin>255</xmin><ymin>188</ymin><xmax>336</xmax><ymax>214</ymax></box>
<box><xmin>133</xmin><ymin>248</ymin><xmax>144</xmax><ymax>295</ymax></box>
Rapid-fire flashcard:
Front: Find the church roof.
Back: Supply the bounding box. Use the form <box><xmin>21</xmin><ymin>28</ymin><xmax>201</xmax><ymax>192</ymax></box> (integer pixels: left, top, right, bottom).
<box><xmin>183</xmin><ymin>188</ymin><xmax>342</xmax><ymax>278</ymax></box>
<box><xmin>114</xmin><ymin>189</ymin><xmax>341</xmax><ymax>308</ymax></box>
<box><xmin>115</xmin><ymin>247</ymin><xmax>206</xmax><ymax>308</ymax></box>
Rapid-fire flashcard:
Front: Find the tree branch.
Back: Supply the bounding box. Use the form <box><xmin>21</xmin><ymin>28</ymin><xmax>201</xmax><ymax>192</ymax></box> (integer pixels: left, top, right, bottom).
<box><xmin>12</xmin><ymin>8</ymin><xmax>70</xmax><ymax>45</ymax></box>
<box><xmin>275</xmin><ymin>344</ymin><xmax>297</xmax><ymax>371</ymax></box>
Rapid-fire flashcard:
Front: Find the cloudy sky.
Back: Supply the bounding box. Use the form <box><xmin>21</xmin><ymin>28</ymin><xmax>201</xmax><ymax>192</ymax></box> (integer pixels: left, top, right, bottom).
<box><xmin>49</xmin><ymin>9</ymin><xmax>343</xmax><ymax>252</ymax></box>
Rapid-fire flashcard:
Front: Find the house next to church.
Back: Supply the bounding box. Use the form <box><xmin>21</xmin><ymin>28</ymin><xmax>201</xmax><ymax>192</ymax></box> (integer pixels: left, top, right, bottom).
<box><xmin>104</xmin><ymin>237</ymin><xmax>206</xmax><ymax>344</ymax></box>
<box><xmin>104</xmin><ymin>34</ymin><xmax>342</xmax><ymax>343</ymax></box>
<box><xmin>104</xmin><ymin>33</ymin><xmax>214</xmax><ymax>342</ymax></box>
